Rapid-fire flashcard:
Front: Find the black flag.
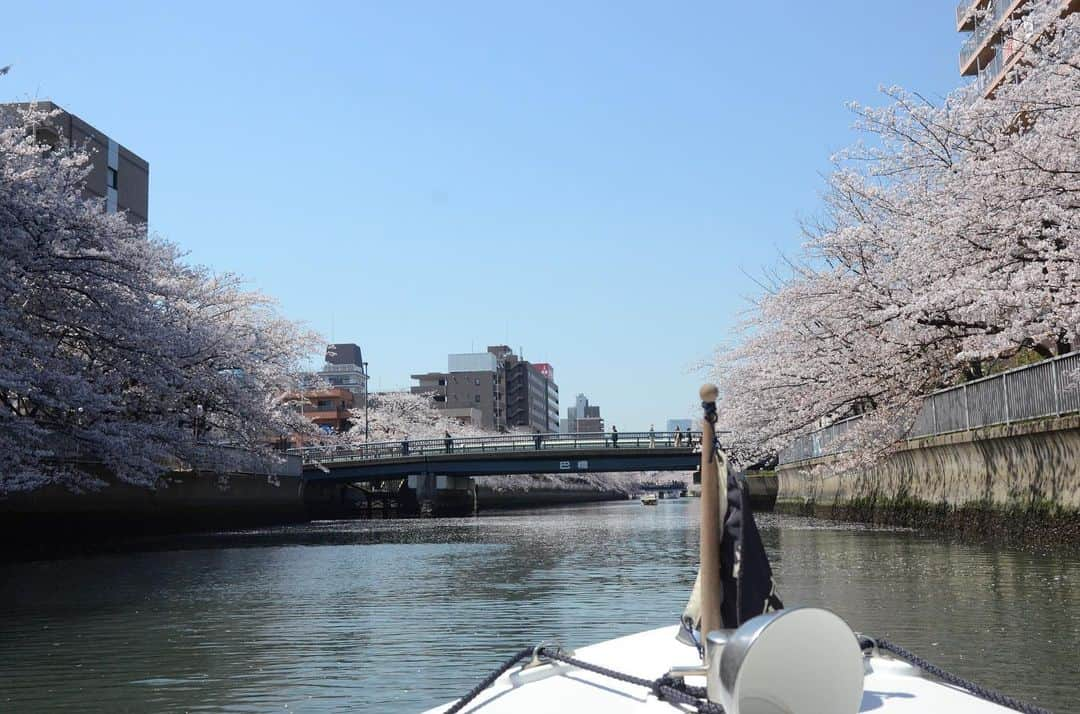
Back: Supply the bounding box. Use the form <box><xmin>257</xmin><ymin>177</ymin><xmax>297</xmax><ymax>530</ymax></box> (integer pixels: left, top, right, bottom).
<box><xmin>719</xmin><ymin>467</ymin><xmax>783</xmax><ymax>628</ymax></box>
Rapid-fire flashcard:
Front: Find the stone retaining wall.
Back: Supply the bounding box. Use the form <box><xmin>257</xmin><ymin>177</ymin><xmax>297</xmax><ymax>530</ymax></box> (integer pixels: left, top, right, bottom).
<box><xmin>776</xmin><ymin>414</ymin><xmax>1080</xmax><ymax>544</ymax></box>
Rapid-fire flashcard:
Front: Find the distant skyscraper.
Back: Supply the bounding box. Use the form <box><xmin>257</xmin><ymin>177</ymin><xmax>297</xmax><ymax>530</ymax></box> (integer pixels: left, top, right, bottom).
<box><xmin>565</xmin><ymin>394</ymin><xmax>604</xmax><ymax>433</ymax></box>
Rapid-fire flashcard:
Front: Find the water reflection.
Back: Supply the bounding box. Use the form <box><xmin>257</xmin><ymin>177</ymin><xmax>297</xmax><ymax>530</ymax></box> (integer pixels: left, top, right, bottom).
<box><xmin>1</xmin><ymin>501</ymin><xmax>1077</xmax><ymax>712</ymax></box>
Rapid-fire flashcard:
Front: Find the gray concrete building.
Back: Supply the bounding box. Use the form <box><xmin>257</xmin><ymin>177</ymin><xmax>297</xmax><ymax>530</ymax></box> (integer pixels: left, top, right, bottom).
<box><xmin>412</xmin><ymin>350</ymin><xmax>505</xmax><ymax>430</ymax></box>
<box><xmin>412</xmin><ymin>346</ymin><xmax>558</xmax><ymax>432</ymax></box>
<box><xmin>506</xmin><ymin>361</ymin><xmax>548</xmax><ymax>431</ymax></box>
<box><xmin>6</xmin><ymin>101</ymin><xmax>149</xmax><ymax>224</ymax></box>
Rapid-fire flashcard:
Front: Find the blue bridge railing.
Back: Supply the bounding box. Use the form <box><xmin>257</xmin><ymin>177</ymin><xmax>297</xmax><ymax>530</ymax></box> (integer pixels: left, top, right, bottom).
<box><xmin>291</xmin><ymin>431</ymin><xmax>699</xmax><ymax>466</ymax></box>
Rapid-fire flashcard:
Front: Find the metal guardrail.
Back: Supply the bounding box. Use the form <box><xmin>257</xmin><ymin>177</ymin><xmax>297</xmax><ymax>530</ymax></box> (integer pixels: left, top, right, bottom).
<box><xmin>291</xmin><ymin>431</ymin><xmax>699</xmax><ymax>466</ymax></box>
<box><xmin>778</xmin><ymin>352</ymin><xmax>1080</xmax><ymax>465</ymax></box>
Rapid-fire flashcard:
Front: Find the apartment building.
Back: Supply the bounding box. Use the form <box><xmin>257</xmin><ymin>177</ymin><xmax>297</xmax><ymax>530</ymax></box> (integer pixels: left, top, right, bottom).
<box><xmin>412</xmin><ymin>351</ymin><xmax>504</xmax><ymax>430</ymax></box>
<box><xmin>320</xmin><ymin>343</ymin><xmax>369</xmax><ymax>401</ymax></box>
<box><xmin>5</xmin><ymin>101</ymin><xmax>149</xmax><ymax>223</ymax></box>
<box><xmin>957</xmin><ymin>0</ymin><xmax>1079</xmax><ymax>95</ymax></box>
<box><xmin>298</xmin><ymin>387</ymin><xmax>355</xmax><ymax>434</ymax></box>
<box><xmin>412</xmin><ymin>346</ymin><xmax>559</xmax><ymax>432</ymax></box>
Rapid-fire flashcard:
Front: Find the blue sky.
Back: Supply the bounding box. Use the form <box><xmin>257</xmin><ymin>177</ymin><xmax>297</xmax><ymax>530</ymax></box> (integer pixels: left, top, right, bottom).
<box><xmin>3</xmin><ymin>1</ymin><xmax>962</xmax><ymax>430</ymax></box>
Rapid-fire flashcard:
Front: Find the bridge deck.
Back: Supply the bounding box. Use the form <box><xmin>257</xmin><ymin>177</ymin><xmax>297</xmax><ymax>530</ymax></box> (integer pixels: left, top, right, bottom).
<box><xmin>294</xmin><ymin>432</ymin><xmax>701</xmax><ymax>482</ymax></box>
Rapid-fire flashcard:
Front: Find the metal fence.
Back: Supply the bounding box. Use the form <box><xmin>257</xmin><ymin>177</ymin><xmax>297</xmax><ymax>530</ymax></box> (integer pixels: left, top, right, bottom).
<box><xmin>291</xmin><ymin>431</ymin><xmax>699</xmax><ymax>465</ymax></box>
<box><xmin>778</xmin><ymin>352</ymin><xmax>1080</xmax><ymax>465</ymax></box>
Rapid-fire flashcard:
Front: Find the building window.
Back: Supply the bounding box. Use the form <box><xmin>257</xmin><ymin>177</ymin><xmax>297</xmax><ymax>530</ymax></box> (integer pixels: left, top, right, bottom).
<box><xmin>107</xmin><ymin>167</ymin><xmax>118</xmax><ymax>189</ymax></box>
<box><xmin>475</xmin><ymin>395</ymin><xmax>481</xmax><ymax>403</ymax></box>
<box><xmin>438</xmin><ymin>378</ymin><xmax>446</xmax><ymax>386</ymax></box>
<box><xmin>475</xmin><ymin>378</ymin><xmax>480</xmax><ymax>386</ymax></box>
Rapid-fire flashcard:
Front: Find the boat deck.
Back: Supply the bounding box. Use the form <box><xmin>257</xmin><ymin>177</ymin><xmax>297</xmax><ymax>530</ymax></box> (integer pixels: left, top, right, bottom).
<box><xmin>426</xmin><ymin>625</ymin><xmax>1015</xmax><ymax>713</ymax></box>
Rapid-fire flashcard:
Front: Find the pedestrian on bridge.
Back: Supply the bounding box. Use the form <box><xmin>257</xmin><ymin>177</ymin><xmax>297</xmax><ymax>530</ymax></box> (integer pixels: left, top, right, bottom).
<box><xmin>401</xmin><ymin>437</ymin><xmax>410</xmax><ymax>456</ymax></box>
<box><xmin>444</xmin><ymin>430</ymin><xmax>453</xmax><ymax>453</ymax></box>
<box><xmin>674</xmin><ymin>426</ymin><xmax>683</xmax><ymax>447</ymax></box>
<box><xmin>611</xmin><ymin>425</ymin><xmax>619</xmax><ymax>448</ymax></box>
<box><xmin>649</xmin><ymin>425</ymin><xmax>656</xmax><ymax>448</ymax></box>
<box><xmin>533</xmin><ymin>428</ymin><xmax>542</xmax><ymax>451</ymax></box>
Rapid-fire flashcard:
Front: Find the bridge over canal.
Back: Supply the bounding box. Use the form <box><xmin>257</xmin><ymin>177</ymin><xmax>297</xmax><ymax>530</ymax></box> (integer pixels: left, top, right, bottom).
<box><xmin>293</xmin><ymin>431</ymin><xmax>700</xmax><ymax>482</ymax></box>
<box><xmin>292</xmin><ymin>432</ymin><xmax>701</xmax><ymax>516</ymax></box>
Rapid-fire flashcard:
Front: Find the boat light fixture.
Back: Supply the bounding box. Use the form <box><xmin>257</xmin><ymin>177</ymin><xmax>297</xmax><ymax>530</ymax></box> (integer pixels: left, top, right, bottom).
<box><xmin>707</xmin><ymin>607</ymin><xmax>864</xmax><ymax>714</ymax></box>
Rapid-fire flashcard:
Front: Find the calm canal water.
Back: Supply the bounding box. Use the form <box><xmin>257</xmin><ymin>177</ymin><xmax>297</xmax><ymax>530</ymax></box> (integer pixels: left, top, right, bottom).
<box><xmin>2</xmin><ymin>500</ymin><xmax>1078</xmax><ymax>713</ymax></box>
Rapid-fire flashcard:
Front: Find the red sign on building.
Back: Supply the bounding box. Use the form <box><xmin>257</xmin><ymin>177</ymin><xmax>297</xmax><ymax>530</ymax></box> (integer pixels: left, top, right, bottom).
<box><xmin>532</xmin><ymin>362</ymin><xmax>554</xmax><ymax>380</ymax></box>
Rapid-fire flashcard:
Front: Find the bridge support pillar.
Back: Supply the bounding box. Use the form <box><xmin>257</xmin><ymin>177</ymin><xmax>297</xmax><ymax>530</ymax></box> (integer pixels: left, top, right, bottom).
<box><xmin>401</xmin><ymin>474</ymin><xmax>476</xmax><ymax>517</ymax></box>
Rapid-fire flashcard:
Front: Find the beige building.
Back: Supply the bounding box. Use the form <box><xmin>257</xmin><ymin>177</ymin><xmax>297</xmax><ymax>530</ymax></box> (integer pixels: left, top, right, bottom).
<box><xmin>957</xmin><ymin>0</ymin><xmax>1079</xmax><ymax>96</ymax></box>
<box><xmin>6</xmin><ymin>101</ymin><xmax>149</xmax><ymax>223</ymax></box>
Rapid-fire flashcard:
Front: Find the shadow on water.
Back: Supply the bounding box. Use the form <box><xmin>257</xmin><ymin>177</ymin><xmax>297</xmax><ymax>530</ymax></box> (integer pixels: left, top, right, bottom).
<box><xmin>1</xmin><ymin>500</ymin><xmax>1077</xmax><ymax>712</ymax></box>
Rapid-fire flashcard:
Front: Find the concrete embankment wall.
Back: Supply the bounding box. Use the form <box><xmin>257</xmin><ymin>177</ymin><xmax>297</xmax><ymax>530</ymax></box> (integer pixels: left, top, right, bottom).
<box><xmin>0</xmin><ymin>470</ymin><xmax>308</xmax><ymax>552</ymax></box>
<box><xmin>776</xmin><ymin>414</ymin><xmax>1080</xmax><ymax>544</ymax></box>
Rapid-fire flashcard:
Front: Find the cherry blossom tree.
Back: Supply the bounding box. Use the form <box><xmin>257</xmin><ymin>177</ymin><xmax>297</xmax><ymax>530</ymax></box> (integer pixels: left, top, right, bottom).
<box><xmin>0</xmin><ymin>102</ymin><xmax>320</xmax><ymax>492</ymax></box>
<box><xmin>342</xmin><ymin>390</ymin><xmax>487</xmax><ymax>443</ymax></box>
<box><xmin>714</xmin><ymin>3</ymin><xmax>1079</xmax><ymax>462</ymax></box>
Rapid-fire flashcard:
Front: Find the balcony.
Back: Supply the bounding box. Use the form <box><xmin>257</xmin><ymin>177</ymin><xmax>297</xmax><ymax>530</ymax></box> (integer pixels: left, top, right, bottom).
<box><xmin>956</xmin><ymin>0</ymin><xmax>984</xmax><ymax>30</ymax></box>
<box><xmin>973</xmin><ymin>36</ymin><xmax>1027</xmax><ymax>96</ymax></box>
<box><xmin>958</xmin><ymin>0</ymin><xmax>1025</xmax><ymax>75</ymax></box>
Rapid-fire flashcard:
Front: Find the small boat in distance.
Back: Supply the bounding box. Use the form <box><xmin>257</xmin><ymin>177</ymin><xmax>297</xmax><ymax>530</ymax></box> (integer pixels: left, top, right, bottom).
<box><xmin>640</xmin><ymin>493</ymin><xmax>658</xmax><ymax>505</ymax></box>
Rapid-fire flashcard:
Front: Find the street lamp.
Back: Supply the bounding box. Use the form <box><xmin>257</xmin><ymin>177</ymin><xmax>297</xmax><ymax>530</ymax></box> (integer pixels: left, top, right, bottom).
<box><xmin>75</xmin><ymin>407</ymin><xmax>83</xmax><ymax>464</ymax></box>
<box><xmin>194</xmin><ymin>404</ymin><xmax>204</xmax><ymax>443</ymax></box>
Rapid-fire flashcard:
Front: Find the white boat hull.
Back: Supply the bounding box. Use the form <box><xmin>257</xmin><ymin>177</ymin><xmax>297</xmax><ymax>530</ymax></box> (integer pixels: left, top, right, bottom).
<box><xmin>426</xmin><ymin>625</ymin><xmax>1016</xmax><ymax>713</ymax></box>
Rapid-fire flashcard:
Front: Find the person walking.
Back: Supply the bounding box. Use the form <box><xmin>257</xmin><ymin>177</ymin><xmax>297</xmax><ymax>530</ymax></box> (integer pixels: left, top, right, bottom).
<box><xmin>611</xmin><ymin>425</ymin><xmax>619</xmax><ymax>448</ymax></box>
<box><xmin>648</xmin><ymin>424</ymin><xmax>656</xmax><ymax>448</ymax></box>
<box><xmin>533</xmin><ymin>428</ymin><xmax>542</xmax><ymax>451</ymax></box>
<box><xmin>674</xmin><ymin>426</ymin><xmax>683</xmax><ymax>447</ymax></box>
<box><xmin>444</xmin><ymin>430</ymin><xmax>453</xmax><ymax>454</ymax></box>
<box><xmin>401</xmin><ymin>437</ymin><xmax>410</xmax><ymax>456</ymax></box>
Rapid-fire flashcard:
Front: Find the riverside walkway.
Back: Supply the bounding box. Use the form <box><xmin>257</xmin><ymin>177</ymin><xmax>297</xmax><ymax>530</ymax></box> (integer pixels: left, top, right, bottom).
<box><xmin>291</xmin><ymin>431</ymin><xmax>700</xmax><ymax>483</ymax></box>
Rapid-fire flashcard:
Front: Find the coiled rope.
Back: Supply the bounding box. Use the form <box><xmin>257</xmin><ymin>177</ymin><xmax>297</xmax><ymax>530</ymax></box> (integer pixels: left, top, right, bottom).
<box><xmin>445</xmin><ymin>637</ymin><xmax>1053</xmax><ymax>714</ymax></box>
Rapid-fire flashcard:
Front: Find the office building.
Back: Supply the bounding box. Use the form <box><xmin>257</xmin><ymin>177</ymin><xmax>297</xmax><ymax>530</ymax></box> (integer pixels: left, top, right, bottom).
<box><xmin>957</xmin><ymin>0</ymin><xmax>1078</xmax><ymax>96</ymax></box>
<box><xmin>565</xmin><ymin>394</ymin><xmax>604</xmax><ymax>434</ymax></box>
<box><xmin>5</xmin><ymin>101</ymin><xmax>149</xmax><ymax>223</ymax></box>
<box><xmin>533</xmin><ymin>363</ymin><xmax>560</xmax><ymax>432</ymax></box>
<box><xmin>506</xmin><ymin>361</ymin><xmax>559</xmax><ymax>432</ymax></box>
